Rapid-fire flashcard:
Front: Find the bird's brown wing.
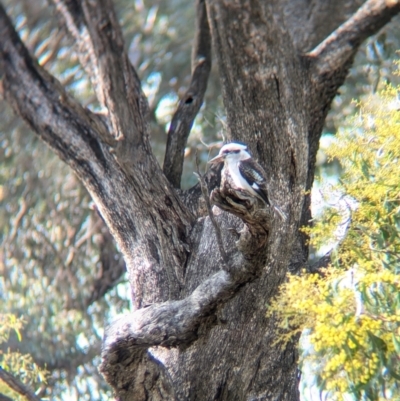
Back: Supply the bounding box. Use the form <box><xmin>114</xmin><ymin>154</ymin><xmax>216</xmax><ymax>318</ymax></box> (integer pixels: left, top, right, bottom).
<box><xmin>238</xmin><ymin>159</ymin><xmax>270</xmax><ymax>205</ymax></box>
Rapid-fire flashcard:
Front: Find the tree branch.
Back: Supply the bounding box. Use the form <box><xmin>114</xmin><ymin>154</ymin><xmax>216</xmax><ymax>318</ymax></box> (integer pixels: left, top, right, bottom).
<box><xmin>52</xmin><ymin>0</ymin><xmax>149</xmax><ymax>155</ymax></box>
<box><xmin>0</xmin><ymin>2</ymin><xmax>194</xmax><ymax>307</ymax></box>
<box><xmin>100</xmin><ymin>249</ymin><xmax>265</xmax><ymax>389</ymax></box>
<box><xmin>100</xmin><ymin>170</ymin><xmax>272</xmax><ymax>392</ymax></box>
<box><xmin>0</xmin><ymin>4</ymin><xmax>109</xmax><ymax>175</ymax></box>
<box><xmin>283</xmin><ymin>0</ymin><xmax>365</xmax><ymax>53</ymax></box>
<box><xmin>163</xmin><ymin>0</ymin><xmax>212</xmax><ymax>188</ymax></box>
<box><xmin>0</xmin><ymin>4</ymin><xmax>134</xmax><ymax>256</ymax></box>
<box><xmin>0</xmin><ymin>368</ymin><xmax>41</xmax><ymax>401</ymax></box>
<box><xmin>308</xmin><ymin>0</ymin><xmax>400</xmax><ymax>78</ymax></box>
<box><xmin>51</xmin><ymin>0</ymin><xmax>102</xmax><ymax>100</ymax></box>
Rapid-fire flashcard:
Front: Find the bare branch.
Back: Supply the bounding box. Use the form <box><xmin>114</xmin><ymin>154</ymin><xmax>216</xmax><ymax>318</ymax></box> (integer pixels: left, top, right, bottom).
<box><xmin>0</xmin><ymin>4</ymin><xmax>134</xmax><ymax>252</ymax></box>
<box><xmin>101</xmin><ymin>270</ymin><xmax>232</xmax><ymax>350</ymax></box>
<box><xmin>52</xmin><ymin>0</ymin><xmax>148</xmax><ymax>150</ymax></box>
<box><xmin>283</xmin><ymin>0</ymin><xmax>366</xmax><ymax>53</ymax></box>
<box><xmin>0</xmin><ymin>368</ymin><xmax>41</xmax><ymax>401</ymax></box>
<box><xmin>100</xmin><ymin>169</ymin><xmax>271</xmax><ymax>392</ymax></box>
<box><xmin>308</xmin><ymin>0</ymin><xmax>400</xmax><ymax>77</ymax></box>
<box><xmin>163</xmin><ymin>0</ymin><xmax>212</xmax><ymax>188</ymax></box>
<box><xmin>0</xmin><ymin>4</ymin><xmax>109</xmax><ymax>173</ymax></box>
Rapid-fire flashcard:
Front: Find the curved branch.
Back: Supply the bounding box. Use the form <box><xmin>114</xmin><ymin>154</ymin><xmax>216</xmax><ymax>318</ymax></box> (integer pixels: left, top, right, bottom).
<box><xmin>163</xmin><ymin>0</ymin><xmax>212</xmax><ymax>188</ymax></box>
<box><xmin>101</xmin><ymin>271</ymin><xmax>232</xmax><ymax>352</ymax></box>
<box><xmin>308</xmin><ymin>0</ymin><xmax>400</xmax><ymax>78</ymax></box>
<box><xmin>100</xmin><ymin>242</ymin><xmax>266</xmax><ymax>390</ymax></box>
<box><xmin>283</xmin><ymin>0</ymin><xmax>367</xmax><ymax>53</ymax></box>
<box><xmin>0</xmin><ymin>368</ymin><xmax>41</xmax><ymax>401</ymax></box>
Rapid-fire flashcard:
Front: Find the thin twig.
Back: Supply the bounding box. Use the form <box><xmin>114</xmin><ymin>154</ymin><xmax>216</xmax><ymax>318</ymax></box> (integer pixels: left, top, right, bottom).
<box><xmin>194</xmin><ymin>152</ymin><xmax>228</xmax><ymax>264</ymax></box>
<box><xmin>0</xmin><ymin>368</ymin><xmax>42</xmax><ymax>401</ymax></box>
<box><xmin>9</xmin><ymin>197</ymin><xmax>28</xmax><ymax>242</ymax></box>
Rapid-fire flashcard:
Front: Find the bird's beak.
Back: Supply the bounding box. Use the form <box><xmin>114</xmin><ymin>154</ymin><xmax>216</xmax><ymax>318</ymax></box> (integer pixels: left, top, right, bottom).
<box><xmin>208</xmin><ymin>154</ymin><xmax>225</xmax><ymax>164</ymax></box>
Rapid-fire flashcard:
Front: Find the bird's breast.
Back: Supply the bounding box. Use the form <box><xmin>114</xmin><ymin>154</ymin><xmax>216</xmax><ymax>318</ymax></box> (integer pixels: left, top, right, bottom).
<box><xmin>222</xmin><ymin>162</ymin><xmax>255</xmax><ymax>195</ymax></box>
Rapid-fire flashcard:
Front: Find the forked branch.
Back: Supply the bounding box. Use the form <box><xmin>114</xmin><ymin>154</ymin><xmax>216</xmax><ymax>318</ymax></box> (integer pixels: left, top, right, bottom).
<box><xmin>0</xmin><ymin>5</ymin><xmax>140</xmax><ymax>254</ymax></box>
<box><xmin>163</xmin><ymin>0</ymin><xmax>212</xmax><ymax>188</ymax></box>
<box><xmin>53</xmin><ymin>0</ymin><xmax>148</xmax><ymax>151</ymax></box>
<box><xmin>308</xmin><ymin>0</ymin><xmax>400</xmax><ymax>78</ymax></box>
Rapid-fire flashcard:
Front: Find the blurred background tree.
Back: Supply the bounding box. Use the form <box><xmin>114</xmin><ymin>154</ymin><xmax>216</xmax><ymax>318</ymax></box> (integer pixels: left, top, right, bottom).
<box><xmin>0</xmin><ymin>0</ymin><xmax>399</xmax><ymax>399</ymax></box>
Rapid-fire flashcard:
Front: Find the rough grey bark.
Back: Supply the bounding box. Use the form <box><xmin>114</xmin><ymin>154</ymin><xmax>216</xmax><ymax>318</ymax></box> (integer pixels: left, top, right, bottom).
<box><xmin>0</xmin><ymin>0</ymin><xmax>399</xmax><ymax>400</ymax></box>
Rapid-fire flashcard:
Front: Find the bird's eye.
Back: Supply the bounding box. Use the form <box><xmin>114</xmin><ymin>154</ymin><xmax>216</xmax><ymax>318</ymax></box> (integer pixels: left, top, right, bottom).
<box><xmin>233</xmin><ymin>150</ymin><xmax>240</xmax><ymax>154</ymax></box>
<box><xmin>222</xmin><ymin>149</ymin><xmax>230</xmax><ymax>154</ymax></box>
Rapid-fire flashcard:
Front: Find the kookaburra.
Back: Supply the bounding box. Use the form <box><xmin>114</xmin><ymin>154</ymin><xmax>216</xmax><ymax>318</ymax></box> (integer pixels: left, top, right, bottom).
<box><xmin>209</xmin><ymin>142</ymin><xmax>286</xmax><ymax>221</ymax></box>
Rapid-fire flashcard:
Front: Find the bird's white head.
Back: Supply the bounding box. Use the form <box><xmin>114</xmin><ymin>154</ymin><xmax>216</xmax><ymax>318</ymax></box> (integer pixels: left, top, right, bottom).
<box><xmin>208</xmin><ymin>142</ymin><xmax>251</xmax><ymax>165</ymax></box>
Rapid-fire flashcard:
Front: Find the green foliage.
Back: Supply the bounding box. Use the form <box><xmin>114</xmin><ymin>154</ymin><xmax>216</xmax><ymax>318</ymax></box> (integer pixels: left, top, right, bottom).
<box><xmin>270</xmin><ymin>85</ymin><xmax>400</xmax><ymax>400</ymax></box>
<box><xmin>0</xmin><ymin>314</ymin><xmax>48</xmax><ymax>401</ymax></box>
<box><xmin>0</xmin><ymin>314</ymin><xmax>24</xmax><ymax>343</ymax></box>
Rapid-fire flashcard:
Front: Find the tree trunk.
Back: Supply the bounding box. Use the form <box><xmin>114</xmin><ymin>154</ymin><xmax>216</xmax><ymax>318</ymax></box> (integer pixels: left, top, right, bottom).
<box><xmin>0</xmin><ymin>0</ymin><xmax>399</xmax><ymax>400</ymax></box>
